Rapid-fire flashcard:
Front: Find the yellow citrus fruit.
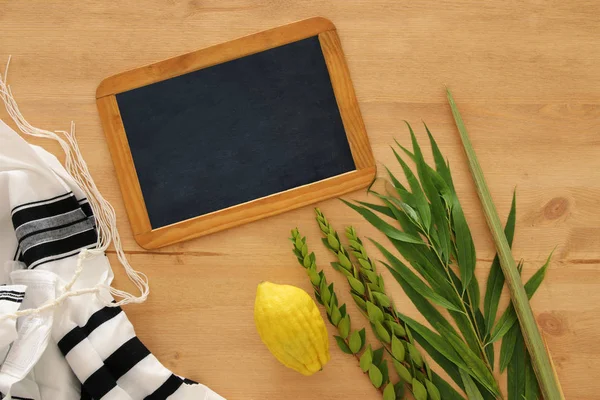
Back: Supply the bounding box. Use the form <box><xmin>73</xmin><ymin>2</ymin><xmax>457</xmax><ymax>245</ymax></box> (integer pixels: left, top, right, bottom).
<box><xmin>254</xmin><ymin>282</ymin><xmax>330</xmax><ymax>376</ymax></box>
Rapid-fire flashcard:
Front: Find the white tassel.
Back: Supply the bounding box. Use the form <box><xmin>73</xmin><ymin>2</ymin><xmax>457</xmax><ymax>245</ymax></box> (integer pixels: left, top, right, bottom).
<box><xmin>0</xmin><ymin>57</ymin><xmax>149</xmax><ymax>320</ymax></box>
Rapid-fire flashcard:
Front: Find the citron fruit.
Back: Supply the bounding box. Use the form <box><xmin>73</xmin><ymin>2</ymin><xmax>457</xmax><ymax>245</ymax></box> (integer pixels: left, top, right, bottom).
<box><xmin>254</xmin><ymin>282</ymin><xmax>330</xmax><ymax>376</ymax></box>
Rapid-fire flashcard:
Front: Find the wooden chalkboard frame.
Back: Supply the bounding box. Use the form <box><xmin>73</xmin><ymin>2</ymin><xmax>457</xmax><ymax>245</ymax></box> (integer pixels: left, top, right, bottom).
<box><xmin>96</xmin><ymin>17</ymin><xmax>375</xmax><ymax>249</ymax></box>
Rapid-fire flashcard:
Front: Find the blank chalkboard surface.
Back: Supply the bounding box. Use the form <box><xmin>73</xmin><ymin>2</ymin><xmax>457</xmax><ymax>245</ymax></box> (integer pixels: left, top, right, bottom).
<box><xmin>97</xmin><ymin>17</ymin><xmax>375</xmax><ymax>249</ymax></box>
<box><xmin>116</xmin><ymin>36</ymin><xmax>355</xmax><ymax>229</ymax></box>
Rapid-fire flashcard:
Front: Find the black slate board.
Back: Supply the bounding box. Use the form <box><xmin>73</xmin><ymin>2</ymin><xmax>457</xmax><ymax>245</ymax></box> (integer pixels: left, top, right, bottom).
<box><xmin>116</xmin><ymin>36</ymin><xmax>355</xmax><ymax>229</ymax></box>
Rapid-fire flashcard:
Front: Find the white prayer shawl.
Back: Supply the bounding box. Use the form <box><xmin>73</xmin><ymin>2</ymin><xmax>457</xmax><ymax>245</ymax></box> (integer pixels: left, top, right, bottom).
<box><xmin>0</xmin><ymin>110</ymin><xmax>225</xmax><ymax>398</ymax></box>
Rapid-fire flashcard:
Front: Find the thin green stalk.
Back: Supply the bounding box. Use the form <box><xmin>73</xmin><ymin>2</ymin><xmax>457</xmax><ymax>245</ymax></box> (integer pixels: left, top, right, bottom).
<box><xmin>447</xmin><ymin>89</ymin><xmax>564</xmax><ymax>400</ymax></box>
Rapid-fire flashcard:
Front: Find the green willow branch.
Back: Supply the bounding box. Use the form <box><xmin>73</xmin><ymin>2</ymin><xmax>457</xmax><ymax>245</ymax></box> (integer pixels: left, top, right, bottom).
<box><xmin>447</xmin><ymin>88</ymin><xmax>564</xmax><ymax>400</ymax></box>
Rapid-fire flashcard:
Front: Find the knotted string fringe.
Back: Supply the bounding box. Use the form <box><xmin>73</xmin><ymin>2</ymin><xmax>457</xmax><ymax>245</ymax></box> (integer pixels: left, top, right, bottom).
<box><xmin>0</xmin><ymin>57</ymin><xmax>149</xmax><ymax>321</ymax></box>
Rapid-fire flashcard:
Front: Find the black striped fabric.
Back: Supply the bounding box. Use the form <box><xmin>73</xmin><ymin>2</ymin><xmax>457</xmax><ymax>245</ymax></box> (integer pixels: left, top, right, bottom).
<box><xmin>144</xmin><ymin>375</ymin><xmax>184</xmax><ymax>399</ymax></box>
<box><xmin>57</xmin><ymin>304</ymin><xmax>122</xmax><ymax>356</ymax></box>
<box><xmin>0</xmin><ymin>288</ymin><xmax>25</xmax><ymax>304</ymax></box>
<box><xmin>10</xmin><ymin>192</ymin><xmax>97</xmax><ymax>269</ymax></box>
<box><xmin>58</xmin><ymin>302</ymin><xmax>201</xmax><ymax>400</ymax></box>
<box><xmin>103</xmin><ymin>337</ymin><xmax>151</xmax><ymax>380</ymax></box>
<box><xmin>82</xmin><ymin>366</ymin><xmax>116</xmax><ymax>399</ymax></box>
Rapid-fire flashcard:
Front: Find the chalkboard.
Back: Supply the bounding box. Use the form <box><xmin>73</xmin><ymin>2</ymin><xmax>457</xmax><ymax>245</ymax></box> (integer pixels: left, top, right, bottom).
<box><xmin>116</xmin><ymin>36</ymin><xmax>355</xmax><ymax>229</ymax></box>
<box><xmin>97</xmin><ymin>17</ymin><xmax>375</xmax><ymax>248</ymax></box>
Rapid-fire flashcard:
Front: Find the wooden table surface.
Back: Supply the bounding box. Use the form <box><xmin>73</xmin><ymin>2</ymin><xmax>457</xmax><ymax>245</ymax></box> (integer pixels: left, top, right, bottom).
<box><xmin>2</xmin><ymin>1</ymin><xmax>599</xmax><ymax>399</ymax></box>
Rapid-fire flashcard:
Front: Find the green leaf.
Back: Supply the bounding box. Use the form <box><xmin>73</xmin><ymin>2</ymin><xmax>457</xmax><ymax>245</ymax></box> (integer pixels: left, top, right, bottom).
<box><xmin>382</xmin><ymin>231</ymin><xmax>452</xmax><ymax>290</ymax></box>
<box><xmin>372</xmin><ymin>346</ymin><xmax>385</xmax><ymax>366</ymax></box>
<box><xmin>372</xmin><ymin>292</ymin><xmax>391</xmax><ymax>307</ymax></box>
<box><xmin>467</xmin><ymin>277</ymin><xmax>481</xmax><ymax>315</ymax></box>
<box><xmin>399</xmin><ymin>314</ymin><xmax>465</xmax><ymax>369</ymax></box>
<box><xmin>499</xmin><ymin>322</ymin><xmax>519</xmax><ymax>372</ymax></box>
<box><xmin>393</xmin><ymin>273</ymin><xmax>459</xmax><ymax>337</ymax></box>
<box><xmin>369</xmin><ymin>364</ymin><xmax>384</xmax><ymax>388</ymax></box>
<box><xmin>331</xmin><ymin>306</ymin><xmax>342</xmax><ymax>326</ymax></box>
<box><xmin>334</xmin><ymin>336</ymin><xmax>352</xmax><ymax>354</ymax></box>
<box><xmin>358</xmin><ymin>257</ymin><xmax>373</xmax><ymax>271</ymax></box>
<box><xmin>372</xmin><ymin>194</ymin><xmax>421</xmax><ymax>237</ymax></box>
<box><xmin>366</xmin><ymin>301</ymin><xmax>385</xmax><ymax>323</ymax></box>
<box><xmin>392</xmin><ymin>144</ymin><xmax>432</xmax><ymax>230</ymax></box>
<box><xmin>359</xmin><ymin>328</ymin><xmax>367</xmax><ymax>350</ymax></box>
<box><xmin>360</xmin><ymin>345</ymin><xmax>373</xmax><ymax>372</ymax></box>
<box><xmin>391</xmin><ymin>335</ymin><xmax>405</xmax><ymax>362</ymax></box>
<box><xmin>524</xmin><ymin>351</ymin><xmax>540</xmax><ymax>400</ymax></box>
<box><xmin>327</xmin><ymin>233</ymin><xmax>340</xmax><ymax>250</ymax></box>
<box><xmin>488</xmin><ymin>253</ymin><xmax>552</xmax><ymax>343</ymax></box>
<box><xmin>344</xmin><ymin>200</ymin><xmax>424</xmax><ymax>244</ymax></box>
<box><xmin>380</xmin><ymin>360</ymin><xmax>390</xmax><ymax>385</ymax></box>
<box><xmin>337</xmin><ymin>251</ymin><xmax>351</xmax><ymax>270</ymax></box>
<box><xmin>431</xmin><ymin>372</ymin><xmax>466</xmax><ymax>400</ymax></box>
<box><xmin>351</xmin><ymin>293</ymin><xmax>367</xmax><ymax>311</ymax></box>
<box><xmin>386</xmin><ymin>320</ymin><xmax>406</xmax><ymax>338</ymax></box>
<box><xmin>407</xmin><ymin>342</ymin><xmax>424</xmax><ymax>367</ymax></box>
<box><xmin>484</xmin><ymin>190</ymin><xmax>517</xmax><ymax>335</ymax></box>
<box><xmin>508</xmin><ymin>330</ymin><xmax>526</xmax><ymax>400</ymax></box>
<box><xmin>411</xmin><ymin>329</ymin><xmax>465</xmax><ymax>390</ymax></box>
<box><xmin>425</xmin><ymin>379</ymin><xmax>441</xmax><ymax>400</ymax></box>
<box><xmin>385</xmin><ymin>165</ymin><xmax>409</xmax><ymax>193</ymax></box>
<box><xmin>425</xmin><ymin>122</ymin><xmax>455</xmax><ymax>191</ymax></box>
<box><xmin>451</xmin><ymin>200</ymin><xmax>477</xmax><ymax>291</ymax></box>
<box><xmin>383</xmin><ymin>383</ymin><xmax>396</xmax><ymax>400</ymax></box>
<box><xmin>441</xmin><ymin>327</ymin><xmax>500</xmax><ymax>397</ymax></box>
<box><xmin>412</xmin><ymin>378</ymin><xmax>428</xmax><ymax>400</ymax></box>
<box><xmin>380</xmin><ymin>253</ymin><xmax>462</xmax><ymax>312</ymax></box>
<box><xmin>356</xmin><ymin>200</ymin><xmax>396</xmax><ymax>219</ymax></box>
<box><xmin>347</xmin><ymin>275</ymin><xmax>365</xmax><ymax>295</ymax></box>
<box><xmin>349</xmin><ymin>330</ymin><xmax>362</xmax><ymax>354</ymax></box>
<box><xmin>338</xmin><ymin>315</ymin><xmax>351</xmax><ymax>339</ymax></box>
<box><xmin>460</xmin><ymin>369</ymin><xmax>485</xmax><ymax>400</ymax></box>
<box><xmin>319</xmin><ymin>278</ymin><xmax>331</xmax><ymax>305</ymax></box>
<box><xmin>406</xmin><ymin>122</ymin><xmax>452</xmax><ymax>260</ymax></box>
<box><xmin>393</xmin><ymin>360</ymin><xmax>412</xmax><ymax>383</ymax></box>
<box><xmin>375</xmin><ymin>321</ymin><xmax>391</xmax><ymax>343</ymax></box>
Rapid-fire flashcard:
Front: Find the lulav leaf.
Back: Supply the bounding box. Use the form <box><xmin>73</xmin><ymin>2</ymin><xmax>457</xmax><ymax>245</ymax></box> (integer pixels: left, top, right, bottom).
<box><xmin>484</xmin><ymin>190</ymin><xmax>518</xmax><ymax>335</ymax></box>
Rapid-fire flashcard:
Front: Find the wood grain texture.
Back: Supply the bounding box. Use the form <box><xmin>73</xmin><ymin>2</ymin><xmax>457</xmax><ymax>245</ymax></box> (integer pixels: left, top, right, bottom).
<box><xmin>96</xmin><ymin>17</ymin><xmax>335</xmax><ymax>98</ymax></box>
<box><xmin>319</xmin><ymin>30</ymin><xmax>375</xmax><ymax>169</ymax></box>
<box><xmin>96</xmin><ymin>95</ymin><xmax>152</xmax><ymax>235</ymax></box>
<box><xmin>1</xmin><ymin>1</ymin><xmax>600</xmax><ymax>398</ymax></box>
<box><xmin>97</xmin><ymin>17</ymin><xmax>375</xmax><ymax>249</ymax></box>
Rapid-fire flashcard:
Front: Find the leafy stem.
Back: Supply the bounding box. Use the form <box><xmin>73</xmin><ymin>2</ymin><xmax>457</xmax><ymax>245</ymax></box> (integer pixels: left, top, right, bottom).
<box><xmin>427</xmin><ymin>231</ymin><xmax>494</xmax><ymax>374</ymax></box>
